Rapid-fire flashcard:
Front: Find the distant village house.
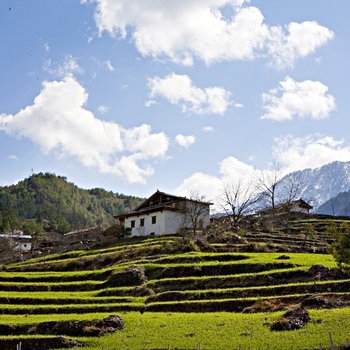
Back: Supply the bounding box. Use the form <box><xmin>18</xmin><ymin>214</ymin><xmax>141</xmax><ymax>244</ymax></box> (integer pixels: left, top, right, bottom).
<box><xmin>0</xmin><ymin>234</ymin><xmax>32</xmax><ymax>252</ymax></box>
<box><xmin>258</xmin><ymin>198</ymin><xmax>313</xmax><ymax>216</ymax></box>
<box><xmin>116</xmin><ymin>190</ymin><xmax>212</xmax><ymax>236</ymax></box>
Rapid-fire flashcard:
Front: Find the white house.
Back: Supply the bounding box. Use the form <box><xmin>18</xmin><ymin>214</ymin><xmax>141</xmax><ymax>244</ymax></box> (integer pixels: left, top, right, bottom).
<box><xmin>116</xmin><ymin>190</ymin><xmax>212</xmax><ymax>236</ymax></box>
<box><xmin>0</xmin><ymin>234</ymin><xmax>32</xmax><ymax>252</ymax></box>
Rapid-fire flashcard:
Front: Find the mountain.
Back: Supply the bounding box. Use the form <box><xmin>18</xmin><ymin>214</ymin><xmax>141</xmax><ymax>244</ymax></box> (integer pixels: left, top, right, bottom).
<box><xmin>317</xmin><ymin>191</ymin><xmax>350</xmax><ymax>216</ymax></box>
<box><xmin>277</xmin><ymin>161</ymin><xmax>350</xmax><ymax>209</ymax></box>
<box><xmin>0</xmin><ymin>173</ymin><xmax>143</xmax><ymax>233</ymax></box>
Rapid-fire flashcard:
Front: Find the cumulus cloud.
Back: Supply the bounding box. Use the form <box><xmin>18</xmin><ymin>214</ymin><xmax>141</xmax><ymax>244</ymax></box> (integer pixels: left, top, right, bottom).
<box><xmin>267</xmin><ymin>21</ymin><xmax>334</xmax><ymax>69</ymax></box>
<box><xmin>43</xmin><ymin>55</ymin><xmax>83</xmax><ymax>77</ymax></box>
<box><xmin>148</xmin><ymin>73</ymin><xmax>232</xmax><ymax>115</ymax></box>
<box><xmin>261</xmin><ymin>77</ymin><xmax>336</xmax><ymax>121</ymax></box>
<box><xmin>176</xmin><ymin>134</ymin><xmax>350</xmax><ymax>202</ymax></box>
<box><xmin>176</xmin><ymin>156</ymin><xmax>256</xmax><ymax>201</ymax></box>
<box><xmin>175</xmin><ymin>134</ymin><xmax>196</xmax><ymax>149</ymax></box>
<box><xmin>273</xmin><ymin>135</ymin><xmax>350</xmax><ymax>174</ymax></box>
<box><xmin>88</xmin><ymin>0</ymin><xmax>333</xmax><ymax>68</ymax></box>
<box><xmin>0</xmin><ymin>77</ymin><xmax>169</xmax><ymax>184</ymax></box>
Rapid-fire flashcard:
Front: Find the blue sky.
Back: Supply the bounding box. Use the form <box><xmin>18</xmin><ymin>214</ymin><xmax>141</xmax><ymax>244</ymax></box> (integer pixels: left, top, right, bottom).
<box><xmin>1</xmin><ymin>0</ymin><xmax>350</xmax><ymax>200</ymax></box>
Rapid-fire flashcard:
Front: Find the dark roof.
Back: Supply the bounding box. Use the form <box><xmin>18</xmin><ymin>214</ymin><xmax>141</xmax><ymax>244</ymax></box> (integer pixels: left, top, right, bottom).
<box><xmin>115</xmin><ymin>190</ymin><xmax>212</xmax><ymax>219</ymax></box>
<box><xmin>291</xmin><ymin>199</ymin><xmax>313</xmax><ymax>210</ymax></box>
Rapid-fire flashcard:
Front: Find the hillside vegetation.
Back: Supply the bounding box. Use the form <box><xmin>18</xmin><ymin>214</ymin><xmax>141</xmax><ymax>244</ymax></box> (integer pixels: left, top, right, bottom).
<box><xmin>318</xmin><ymin>191</ymin><xmax>350</xmax><ymax>216</ymax></box>
<box><xmin>1</xmin><ymin>216</ymin><xmax>350</xmax><ymax>349</ymax></box>
<box><xmin>0</xmin><ymin>173</ymin><xmax>143</xmax><ymax>233</ymax></box>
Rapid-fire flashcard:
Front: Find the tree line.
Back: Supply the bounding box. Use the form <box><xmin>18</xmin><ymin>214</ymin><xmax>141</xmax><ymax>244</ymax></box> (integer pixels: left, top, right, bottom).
<box><xmin>0</xmin><ymin>172</ymin><xmax>143</xmax><ymax>234</ymax></box>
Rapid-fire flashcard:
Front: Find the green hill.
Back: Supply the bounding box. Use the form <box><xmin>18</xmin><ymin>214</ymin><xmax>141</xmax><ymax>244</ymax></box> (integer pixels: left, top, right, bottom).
<box><xmin>0</xmin><ymin>172</ymin><xmax>143</xmax><ymax>233</ymax></box>
<box><xmin>1</xmin><ymin>217</ymin><xmax>350</xmax><ymax>349</ymax></box>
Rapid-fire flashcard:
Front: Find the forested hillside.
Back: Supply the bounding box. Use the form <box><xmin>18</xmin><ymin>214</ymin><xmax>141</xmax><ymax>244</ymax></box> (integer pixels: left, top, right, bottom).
<box><xmin>317</xmin><ymin>191</ymin><xmax>350</xmax><ymax>216</ymax></box>
<box><xmin>0</xmin><ymin>173</ymin><xmax>143</xmax><ymax>233</ymax></box>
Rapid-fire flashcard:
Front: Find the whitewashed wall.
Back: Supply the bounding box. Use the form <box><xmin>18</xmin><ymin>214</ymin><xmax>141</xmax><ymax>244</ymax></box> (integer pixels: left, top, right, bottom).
<box><xmin>125</xmin><ymin>211</ymin><xmax>165</xmax><ymax>236</ymax></box>
<box><xmin>15</xmin><ymin>242</ymin><xmax>32</xmax><ymax>252</ymax></box>
<box><xmin>124</xmin><ymin>203</ymin><xmax>210</xmax><ymax>236</ymax></box>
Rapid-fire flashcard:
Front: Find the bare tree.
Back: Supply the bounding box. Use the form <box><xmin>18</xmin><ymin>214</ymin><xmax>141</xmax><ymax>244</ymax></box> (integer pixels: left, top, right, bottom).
<box><xmin>217</xmin><ymin>181</ymin><xmax>259</xmax><ymax>229</ymax></box>
<box><xmin>281</xmin><ymin>172</ymin><xmax>305</xmax><ymax>208</ymax></box>
<box><xmin>182</xmin><ymin>191</ymin><xmax>210</xmax><ymax>234</ymax></box>
<box><xmin>255</xmin><ymin>162</ymin><xmax>282</xmax><ymax>215</ymax></box>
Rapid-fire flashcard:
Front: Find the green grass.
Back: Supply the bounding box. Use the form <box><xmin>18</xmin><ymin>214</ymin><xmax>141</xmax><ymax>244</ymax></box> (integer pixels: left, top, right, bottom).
<box><xmin>2</xmin><ymin>310</ymin><xmax>350</xmax><ymax>349</ymax></box>
<box><xmin>72</xmin><ymin>309</ymin><xmax>350</xmax><ymax>350</ymax></box>
<box><xmin>0</xmin><ymin>231</ymin><xmax>347</xmax><ymax>349</ymax></box>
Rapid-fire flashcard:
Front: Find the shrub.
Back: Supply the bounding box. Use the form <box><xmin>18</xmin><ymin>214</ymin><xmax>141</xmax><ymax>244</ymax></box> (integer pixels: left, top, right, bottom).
<box><xmin>332</xmin><ymin>223</ymin><xmax>350</xmax><ymax>270</ymax></box>
<box><xmin>105</xmin><ymin>266</ymin><xmax>147</xmax><ymax>287</ymax></box>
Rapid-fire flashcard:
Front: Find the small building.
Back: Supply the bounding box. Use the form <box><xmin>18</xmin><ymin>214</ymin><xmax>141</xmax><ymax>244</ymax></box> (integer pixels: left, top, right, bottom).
<box><xmin>64</xmin><ymin>227</ymin><xmax>104</xmax><ymax>249</ymax></box>
<box><xmin>0</xmin><ymin>234</ymin><xmax>32</xmax><ymax>252</ymax></box>
<box><xmin>258</xmin><ymin>198</ymin><xmax>313</xmax><ymax>216</ymax></box>
<box><xmin>115</xmin><ymin>190</ymin><xmax>212</xmax><ymax>236</ymax></box>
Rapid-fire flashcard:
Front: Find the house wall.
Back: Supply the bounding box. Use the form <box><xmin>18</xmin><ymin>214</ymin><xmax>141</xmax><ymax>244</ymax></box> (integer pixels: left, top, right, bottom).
<box><xmin>125</xmin><ymin>211</ymin><xmax>165</xmax><ymax>236</ymax></box>
<box><xmin>290</xmin><ymin>207</ymin><xmax>310</xmax><ymax>214</ymax></box>
<box><xmin>15</xmin><ymin>242</ymin><xmax>32</xmax><ymax>252</ymax></box>
<box><xmin>124</xmin><ymin>203</ymin><xmax>210</xmax><ymax>237</ymax></box>
<box><xmin>163</xmin><ymin>211</ymin><xmax>185</xmax><ymax>234</ymax></box>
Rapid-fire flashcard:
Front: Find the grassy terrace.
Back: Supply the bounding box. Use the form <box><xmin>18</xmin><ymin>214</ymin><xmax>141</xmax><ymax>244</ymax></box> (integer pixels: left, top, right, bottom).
<box><xmin>0</xmin><ymin>223</ymin><xmax>349</xmax><ymax>349</ymax></box>
<box><xmin>1</xmin><ymin>310</ymin><xmax>350</xmax><ymax>349</ymax></box>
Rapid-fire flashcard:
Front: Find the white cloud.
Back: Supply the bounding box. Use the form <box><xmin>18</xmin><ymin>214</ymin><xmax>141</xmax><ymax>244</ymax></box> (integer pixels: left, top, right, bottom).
<box><xmin>0</xmin><ymin>77</ymin><xmax>169</xmax><ymax>184</ymax></box>
<box><xmin>202</xmin><ymin>126</ymin><xmax>214</xmax><ymax>133</ymax></box>
<box><xmin>8</xmin><ymin>154</ymin><xmax>18</xmax><ymax>160</ymax></box>
<box><xmin>104</xmin><ymin>60</ymin><xmax>115</xmax><ymax>71</ymax></box>
<box><xmin>97</xmin><ymin>105</ymin><xmax>109</xmax><ymax>114</ymax></box>
<box><xmin>148</xmin><ymin>73</ymin><xmax>232</xmax><ymax>115</ymax></box>
<box><xmin>261</xmin><ymin>77</ymin><xmax>336</xmax><ymax>121</ymax></box>
<box><xmin>43</xmin><ymin>55</ymin><xmax>83</xmax><ymax>78</ymax></box>
<box><xmin>234</xmin><ymin>102</ymin><xmax>244</xmax><ymax>108</ymax></box>
<box><xmin>91</xmin><ymin>57</ymin><xmax>115</xmax><ymax>72</ymax></box>
<box><xmin>267</xmin><ymin>21</ymin><xmax>334</xmax><ymax>69</ymax></box>
<box><xmin>273</xmin><ymin>135</ymin><xmax>350</xmax><ymax>174</ymax></box>
<box><xmin>176</xmin><ymin>156</ymin><xmax>256</xmax><ymax>201</ymax></box>
<box><xmin>176</xmin><ymin>172</ymin><xmax>223</xmax><ymax>200</ymax></box>
<box><xmin>176</xmin><ymin>134</ymin><xmax>350</xmax><ymax>202</ymax></box>
<box><xmin>43</xmin><ymin>42</ymin><xmax>50</xmax><ymax>52</ymax></box>
<box><xmin>175</xmin><ymin>134</ymin><xmax>196</xmax><ymax>149</ymax></box>
<box><xmin>145</xmin><ymin>100</ymin><xmax>157</xmax><ymax>108</ymax></box>
<box><xmin>88</xmin><ymin>0</ymin><xmax>333</xmax><ymax>68</ymax></box>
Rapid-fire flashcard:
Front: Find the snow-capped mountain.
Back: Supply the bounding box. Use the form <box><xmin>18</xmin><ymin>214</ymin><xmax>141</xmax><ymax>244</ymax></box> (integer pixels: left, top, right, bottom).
<box><xmin>277</xmin><ymin>161</ymin><xmax>350</xmax><ymax>210</ymax></box>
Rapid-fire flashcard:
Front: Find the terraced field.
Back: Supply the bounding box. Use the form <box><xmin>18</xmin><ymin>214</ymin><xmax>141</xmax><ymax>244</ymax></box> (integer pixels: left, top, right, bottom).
<box><xmin>1</xmin><ymin>220</ymin><xmax>350</xmax><ymax>349</ymax></box>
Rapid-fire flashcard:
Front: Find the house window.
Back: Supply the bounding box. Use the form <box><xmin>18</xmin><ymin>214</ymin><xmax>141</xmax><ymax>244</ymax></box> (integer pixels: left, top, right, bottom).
<box><xmin>140</xmin><ymin>218</ymin><xmax>145</xmax><ymax>227</ymax></box>
<box><xmin>152</xmin><ymin>216</ymin><xmax>156</xmax><ymax>224</ymax></box>
<box><xmin>130</xmin><ymin>220</ymin><xmax>135</xmax><ymax>228</ymax></box>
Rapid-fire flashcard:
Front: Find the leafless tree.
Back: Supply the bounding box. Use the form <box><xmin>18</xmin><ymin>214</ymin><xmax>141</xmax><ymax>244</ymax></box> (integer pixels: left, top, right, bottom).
<box><xmin>217</xmin><ymin>181</ymin><xmax>259</xmax><ymax>229</ymax></box>
<box><xmin>281</xmin><ymin>172</ymin><xmax>305</xmax><ymax>208</ymax></box>
<box><xmin>182</xmin><ymin>191</ymin><xmax>210</xmax><ymax>234</ymax></box>
<box><xmin>255</xmin><ymin>162</ymin><xmax>282</xmax><ymax>215</ymax></box>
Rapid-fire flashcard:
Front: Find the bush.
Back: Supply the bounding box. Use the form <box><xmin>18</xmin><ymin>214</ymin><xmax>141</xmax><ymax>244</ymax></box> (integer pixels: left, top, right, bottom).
<box><xmin>105</xmin><ymin>266</ymin><xmax>147</xmax><ymax>287</ymax></box>
<box><xmin>332</xmin><ymin>223</ymin><xmax>350</xmax><ymax>270</ymax></box>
